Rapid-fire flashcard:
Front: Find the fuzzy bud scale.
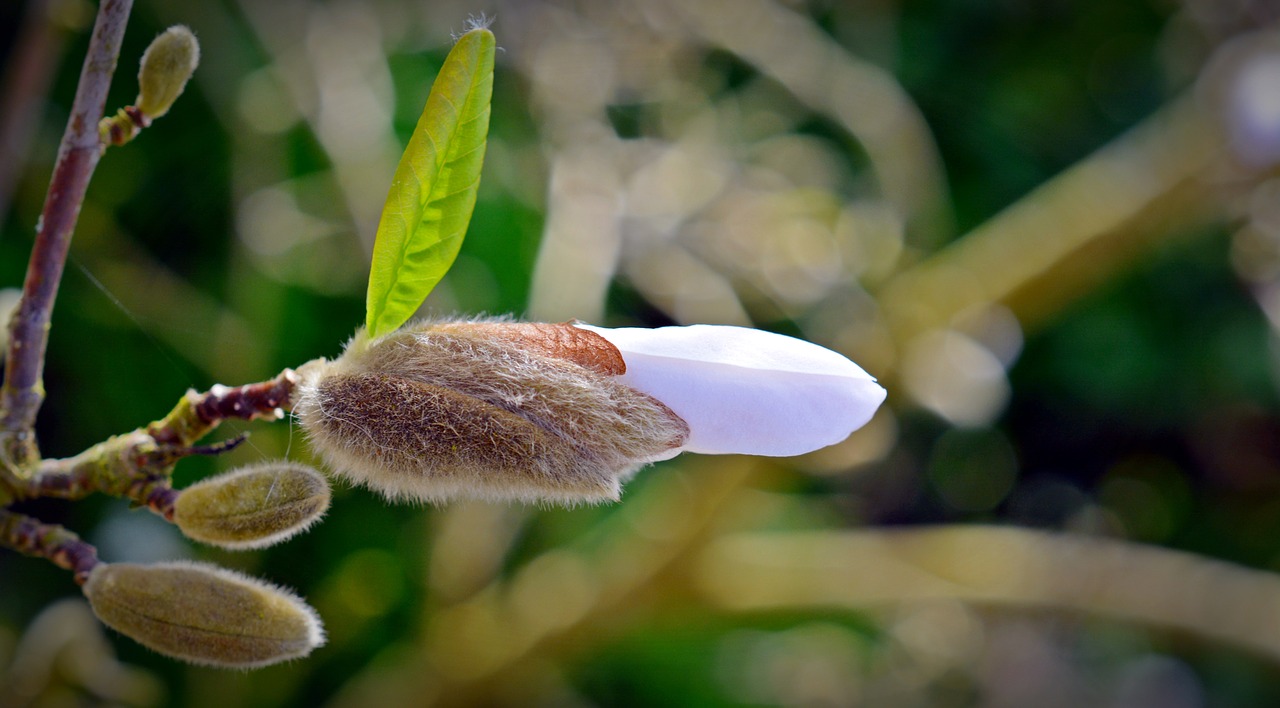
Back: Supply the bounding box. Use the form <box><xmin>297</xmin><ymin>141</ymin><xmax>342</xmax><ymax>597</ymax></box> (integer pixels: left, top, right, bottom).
<box><xmin>295</xmin><ymin>321</ymin><xmax>689</xmax><ymax>504</ymax></box>
<box><xmin>174</xmin><ymin>462</ymin><xmax>331</xmax><ymax>550</ymax></box>
<box><xmin>137</xmin><ymin>26</ymin><xmax>200</xmax><ymax>120</ymax></box>
<box><xmin>83</xmin><ymin>562</ymin><xmax>324</xmax><ymax>668</ymax></box>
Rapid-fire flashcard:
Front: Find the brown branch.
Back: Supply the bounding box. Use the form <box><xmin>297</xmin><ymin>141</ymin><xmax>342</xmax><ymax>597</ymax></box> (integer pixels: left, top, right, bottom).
<box><xmin>1</xmin><ymin>0</ymin><xmax>135</xmax><ymax>468</ymax></box>
<box><xmin>16</xmin><ymin>371</ymin><xmax>296</xmax><ymax>516</ymax></box>
<box><xmin>26</xmin><ymin>431</ymin><xmax>178</xmax><ymax>516</ymax></box>
<box><xmin>0</xmin><ymin>509</ymin><xmax>100</xmax><ymax>583</ymax></box>
<box><xmin>147</xmin><ymin>369</ymin><xmax>298</xmax><ymax>448</ymax></box>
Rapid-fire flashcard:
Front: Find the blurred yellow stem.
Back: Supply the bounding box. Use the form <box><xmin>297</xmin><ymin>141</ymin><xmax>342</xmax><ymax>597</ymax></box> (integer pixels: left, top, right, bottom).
<box><xmin>663</xmin><ymin>0</ymin><xmax>952</xmax><ymax>244</ymax></box>
<box><xmin>878</xmin><ymin>95</ymin><xmax>1229</xmax><ymax>354</ymax></box>
<box><xmin>696</xmin><ymin>525</ymin><xmax>1280</xmax><ymax>663</ymax></box>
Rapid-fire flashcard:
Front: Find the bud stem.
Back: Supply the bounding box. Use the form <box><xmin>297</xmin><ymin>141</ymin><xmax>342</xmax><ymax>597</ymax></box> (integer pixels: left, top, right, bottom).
<box><xmin>10</xmin><ymin>371</ymin><xmax>295</xmax><ymax>516</ymax></box>
<box><xmin>0</xmin><ymin>509</ymin><xmax>101</xmax><ymax>583</ymax></box>
<box><xmin>99</xmin><ymin>104</ymin><xmax>149</xmax><ymax>146</ymax></box>
<box><xmin>147</xmin><ymin>369</ymin><xmax>298</xmax><ymax>448</ymax></box>
<box><xmin>0</xmin><ymin>369</ymin><xmax>299</xmax><ymax>592</ymax></box>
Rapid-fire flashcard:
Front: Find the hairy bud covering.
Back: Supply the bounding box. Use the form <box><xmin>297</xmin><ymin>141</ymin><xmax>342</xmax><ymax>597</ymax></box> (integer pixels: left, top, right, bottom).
<box><xmin>83</xmin><ymin>562</ymin><xmax>324</xmax><ymax>668</ymax></box>
<box><xmin>173</xmin><ymin>462</ymin><xmax>330</xmax><ymax>550</ymax></box>
<box><xmin>137</xmin><ymin>26</ymin><xmax>200</xmax><ymax>119</ymax></box>
<box><xmin>294</xmin><ymin>321</ymin><xmax>690</xmax><ymax>504</ymax></box>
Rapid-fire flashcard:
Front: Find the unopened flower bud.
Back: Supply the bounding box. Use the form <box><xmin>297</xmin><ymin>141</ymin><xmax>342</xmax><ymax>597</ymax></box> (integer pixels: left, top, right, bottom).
<box><xmin>83</xmin><ymin>561</ymin><xmax>324</xmax><ymax>668</ymax></box>
<box><xmin>173</xmin><ymin>462</ymin><xmax>330</xmax><ymax>550</ymax></box>
<box><xmin>295</xmin><ymin>320</ymin><xmax>690</xmax><ymax>504</ymax></box>
<box><xmin>297</xmin><ymin>319</ymin><xmax>887</xmax><ymax>505</ymax></box>
<box><xmin>136</xmin><ymin>26</ymin><xmax>199</xmax><ymax>120</ymax></box>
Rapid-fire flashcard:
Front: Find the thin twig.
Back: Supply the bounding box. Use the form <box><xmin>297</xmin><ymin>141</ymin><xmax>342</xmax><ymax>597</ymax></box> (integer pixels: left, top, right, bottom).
<box><xmin>147</xmin><ymin>369</ymin><xmax>298</xmax><ymax>448</ymax></box>
<box><xmin>0</xmin><ymin>0</ymin><xmax>135</xmax><ymax>469</ymax></box>
<box><xmin>27</xmin><ymin>431</ymin><xmax>178</xmax><ymax>516</ymax></box>
<box><xmin>15</xmin><ymin>371</ymin><xmax>297</xmax><ymax>515</ymax></box>
<box><xmin>0</xmin><ymin>509</ymin><xmax>100</xmax><ymax>583</ymax></box>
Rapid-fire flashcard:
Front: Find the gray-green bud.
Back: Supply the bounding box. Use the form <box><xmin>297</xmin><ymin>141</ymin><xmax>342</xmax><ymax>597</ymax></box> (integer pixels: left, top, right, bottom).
<box><xmin>137</xmin><ymin>25</ymin><xmax>200</xmax><ymax>120</ymax></box>
<box><xmin>173</xmin><ymin>461</ymin><xmax>331</xmax><ymax>550</ymax></box>
<box><xmin>83</xmin><ymin>561</ymin><xmax>325</xmax><ymax>668</ymax></box>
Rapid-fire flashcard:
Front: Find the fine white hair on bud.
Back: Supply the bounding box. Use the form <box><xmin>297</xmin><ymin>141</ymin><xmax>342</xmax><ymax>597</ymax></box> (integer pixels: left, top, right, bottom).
<box><xmin>83</xmin><ymin>561</ymin><xmax>324</xmax><ymax>669</ymax></box>
<box><xmin>173</xmin><ymin>461</ymin><xmax>331</xmax><ymax>550</ymax></box>
<box><xmin>136</xmin><ymin>25</ymin><xmax>200</xmax><ymax>120</ymax></box>
<box><xmin>294</xmin><ymin>320</ymin><xmax>690</xmax><ymax>505</ymax></box>
<box><xmin>576</xmin><ymin>323</ymin><xmax>887</xmax><ymax>457</ymax></box>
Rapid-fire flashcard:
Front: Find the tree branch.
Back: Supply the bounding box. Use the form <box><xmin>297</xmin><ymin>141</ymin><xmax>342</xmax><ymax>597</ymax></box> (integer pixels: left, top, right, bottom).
<box><xmin>0</xmin><ymin>509</ymin><xmax>100</xmax><ymax>583</ymax></box>
<box><xmin>1</xmin><ymin>0</ymin><xmax>134</xmax><ymax>469</ymax></box>
<box><xmin>12</xmin><ymin>370</ymin><xmax>297</xmax><ymax>517</ymax></box>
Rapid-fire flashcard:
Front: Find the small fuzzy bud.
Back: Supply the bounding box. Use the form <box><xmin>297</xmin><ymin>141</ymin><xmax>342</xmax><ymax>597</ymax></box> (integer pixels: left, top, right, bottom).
<box><xmin>173</xmin><ymin>462</ymin><xmax>331</xmax><ymax>550</ymax></box>
<box><xmin>83</xmin><ymin>562</ymin><xmax>325</xmax><ymax>668</ymax></box>
<box><xmin>136</xmin><ymin>26</ymin><xmax>200</xmax><ymax>120</ymax></box>
<box><xmin>294</xmin><ymin>320</ymin><xmax>690</xmax><ymax>505</ymax></box>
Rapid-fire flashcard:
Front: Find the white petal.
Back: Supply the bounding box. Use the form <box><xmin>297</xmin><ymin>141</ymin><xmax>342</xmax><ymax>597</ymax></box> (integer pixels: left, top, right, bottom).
<box><xmin>578</xmin><ymin>324</ymin><xmax>887</xmax><ymax>456</ymax></box>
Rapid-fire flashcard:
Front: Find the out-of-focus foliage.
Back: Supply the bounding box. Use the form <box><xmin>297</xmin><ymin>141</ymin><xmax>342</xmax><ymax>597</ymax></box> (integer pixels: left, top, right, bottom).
<box><xmin>3</xmin><ymin>0</ymin><xmax>1280</xmax><ymax>705</ymax></box>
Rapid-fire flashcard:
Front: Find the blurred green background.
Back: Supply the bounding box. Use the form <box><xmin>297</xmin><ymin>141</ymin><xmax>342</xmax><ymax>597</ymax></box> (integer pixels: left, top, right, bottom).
<box><xmin>4</xmin><ymin>0</ymin><xmax>1280</xmax><ymax>705</ymax></box>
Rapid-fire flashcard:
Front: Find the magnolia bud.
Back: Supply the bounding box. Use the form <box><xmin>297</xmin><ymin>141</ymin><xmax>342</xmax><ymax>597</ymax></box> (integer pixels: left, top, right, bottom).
<box><xmin>173</xmin><ymin>462</ymin><xmax>331</xmax><ymax>550</ymax></box>
<box><xmin>83</xmin><ymin>562</ymin><xmax>324</xmax><ymax>668</ymax></box>
<box><xmin>136</xmin><ymin>26</ymin><xmax>200</xmax><ymax>120</ymax></box>
<box><xmin>294</xmin><ymin>321</ymin><xmax>690</xmax><ymax>504</ymax></box>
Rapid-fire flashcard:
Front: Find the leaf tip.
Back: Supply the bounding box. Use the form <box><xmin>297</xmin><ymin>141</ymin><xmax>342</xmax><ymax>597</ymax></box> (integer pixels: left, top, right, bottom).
<box><xmin>456</xmin><ymin>13</ymin><xmax>495</xmax><ymax>40</ymax></box>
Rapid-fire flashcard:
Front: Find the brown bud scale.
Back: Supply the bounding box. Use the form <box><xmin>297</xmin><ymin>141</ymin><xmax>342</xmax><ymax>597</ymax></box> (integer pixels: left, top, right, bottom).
<box><xmin>430</xmin><ymin>321</ymin><xmax>627</xmax><ymax>375</ymax></box>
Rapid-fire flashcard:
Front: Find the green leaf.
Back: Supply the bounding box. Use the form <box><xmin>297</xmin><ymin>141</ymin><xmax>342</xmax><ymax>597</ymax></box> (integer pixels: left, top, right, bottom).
<box><xmin>365</xmin><ymin>27</ymin><xmax>495</xmax><ymax>339</ymax></box>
